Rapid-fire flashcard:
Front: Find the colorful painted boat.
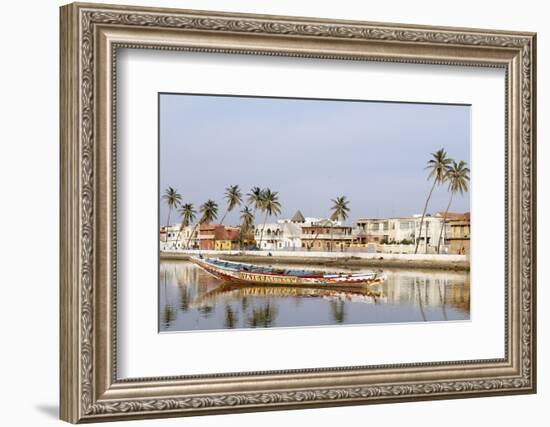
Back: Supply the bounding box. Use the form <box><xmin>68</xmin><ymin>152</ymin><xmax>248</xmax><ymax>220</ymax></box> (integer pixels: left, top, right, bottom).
<box><xmin>190</xmin><ymin>256</ymin><xmax>386</xmax><ymax>288</ymax></box>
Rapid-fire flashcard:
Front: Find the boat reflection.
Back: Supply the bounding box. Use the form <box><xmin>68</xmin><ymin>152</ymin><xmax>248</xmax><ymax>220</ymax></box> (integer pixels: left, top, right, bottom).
<box><xmin>189</xmin><ymin>282</ymin><xmax>387</xmax><ymax>310</ymax></box>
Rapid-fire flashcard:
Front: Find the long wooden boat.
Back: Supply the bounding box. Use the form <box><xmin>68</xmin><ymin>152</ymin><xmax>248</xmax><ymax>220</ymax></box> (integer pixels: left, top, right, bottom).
<box><xmin>190</xmin><ymin>256</ymin><xmax>386</xmax><ymax>288</ymax></box>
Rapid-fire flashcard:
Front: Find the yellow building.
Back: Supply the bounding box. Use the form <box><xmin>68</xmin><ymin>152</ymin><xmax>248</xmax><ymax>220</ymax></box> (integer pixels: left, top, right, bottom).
<box><xmin>215</xmin><ymin>240</ymin><xmax>235</xmax><ymax>251</ymax></box>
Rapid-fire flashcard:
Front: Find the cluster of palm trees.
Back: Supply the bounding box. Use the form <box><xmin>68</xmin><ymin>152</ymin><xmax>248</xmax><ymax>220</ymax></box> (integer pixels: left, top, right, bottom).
<box><xmin>162</xmin><ymin>187</ymin><xmax>218</xmax><ymax>248</ymax></box>
<box><xmin>162</xmin><ymin>185</ymin><xmax>284</xmax><ymax>249</ymax></box>
<box><xmin>162</xmin><ymin>185</ymin><xmax>352</xmax><ymax>251</ymax></box>
<box><xmin>164</xmin><ymin>148</ymin><xmax>466</xmax><ymax>255</ymax></box>
<box><xmin>415</xmin><ymin>148</ymin><xmax>470</xmax><ymax>254</ymax></box>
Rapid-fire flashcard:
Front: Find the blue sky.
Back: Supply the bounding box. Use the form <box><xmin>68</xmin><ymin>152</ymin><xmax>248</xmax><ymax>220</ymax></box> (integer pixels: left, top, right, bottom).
<box><xmin>159</xmin><ymin>93</ymin><xmax>470</xmax><ymax>227</ymax></box>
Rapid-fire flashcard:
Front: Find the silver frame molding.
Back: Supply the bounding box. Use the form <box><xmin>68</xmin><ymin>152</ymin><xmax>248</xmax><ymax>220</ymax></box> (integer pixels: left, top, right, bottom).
<box><xmin>60</xmin><ymin>2</ymin><xmax>537</xmax><ymax>423</ymax></box>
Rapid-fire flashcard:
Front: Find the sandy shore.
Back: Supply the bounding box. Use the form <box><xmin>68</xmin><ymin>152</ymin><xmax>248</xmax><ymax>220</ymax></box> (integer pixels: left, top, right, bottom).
<box><xmin>160</xmin><ymin>252</ymin><xmax>470</xmax><ymax>272</ymax></box>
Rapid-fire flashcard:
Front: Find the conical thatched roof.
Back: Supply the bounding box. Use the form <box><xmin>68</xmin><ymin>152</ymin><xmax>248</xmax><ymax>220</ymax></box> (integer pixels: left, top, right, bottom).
<box><xmin>291</xmin><ymin>210</ymin><xmax>305</xmax><ymax>223</ymax></box>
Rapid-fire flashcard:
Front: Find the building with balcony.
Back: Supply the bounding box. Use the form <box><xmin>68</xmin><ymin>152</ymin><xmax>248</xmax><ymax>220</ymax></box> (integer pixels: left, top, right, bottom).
<box><xmin>352</xmin><ymin>215</ymin><xmax>447</xmax><ymax>254</ymax></box>
<box><xmin>353</xmin><ymin>217</ymin><xmax>418</xmax><ymax>244</ymax></box>
<box><xmin>301</xmin><ymin>219</ymin><xmax>353</xmax><ymax>252</ymax></box>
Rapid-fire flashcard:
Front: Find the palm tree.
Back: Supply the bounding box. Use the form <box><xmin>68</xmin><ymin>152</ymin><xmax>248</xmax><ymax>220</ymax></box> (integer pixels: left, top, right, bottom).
<box><xmin>415</xmin><ymin>149</ymin><xmax>452</xmax><ymax>254</ymax></box>
<box><xmin>240</xmin><ymin>206</ymin><xmax>254</xmax><ymax>231</ymax></box>
<box><xmin>239</xmin><ymin>206</ymin><xmax>255</xmax><ymax>249</ymax></box>
<box><xmin>200</xmin><ymin>199</ymin><xmax>219</xmax><ymax>224</ymax></box>
<box><xmin>162</xmin><ymin>186</ymin><xmax>182</xmax><ymax>227</ymax></box>
<box><xmin>309</xmin><ymin>197</ymin><xmax>351</xmax><ymax>251</ymax></box>
<box><xmin>246</xmin><ymin>186</ymin><xmax>264</xmax><ymax>211</ymax></box>
<box><xmin>219</xmin><ymin>185</ymin><xmax>243</xmax><ymax>225</ymax></box>
<box><xmin>436</xmin><ymin>160</ymin><xmax>470</xmax><ymax>253</ymax></box>
<box><xmin>185</xmin><ymin>199</ymin><xmax>219</xmax><ymax>249</ymax></box>
<box><xmin>257</xmin><ymin>189</ymin><xmax>281</xmax><ymax>250</ymax></box>
<box><xmin>329</xmin><ymin>196</ymin><xmax>350</xmax><ymax>252</ymax></box>
<box><xmin>175</xmin><ymin>203</ymin><xmax>196</xmax><ymax>247</ymax></box>
<box><xmin>161</xmin><ymin>187</ymin><xmax>182</xmax><ymax>242</ymax></box>
<box><xmin>246</xmin><ymin>187</ymin><xmax>264</xmax><ymax>246</ymax></box>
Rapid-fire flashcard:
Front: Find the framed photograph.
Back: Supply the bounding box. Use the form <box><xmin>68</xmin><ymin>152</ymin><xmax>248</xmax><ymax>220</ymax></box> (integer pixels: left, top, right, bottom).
<box><xmin>60</xmin><ymin>2</ymin><xmax>537</xmax><ymax>423</ymax></box>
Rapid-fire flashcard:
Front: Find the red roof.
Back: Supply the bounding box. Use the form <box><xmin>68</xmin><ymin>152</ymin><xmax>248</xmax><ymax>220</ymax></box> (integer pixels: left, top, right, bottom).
<box><xmin>199</xmin><ymin>224</ymin><xmax>240</xmax><ymax>241</ymax></box>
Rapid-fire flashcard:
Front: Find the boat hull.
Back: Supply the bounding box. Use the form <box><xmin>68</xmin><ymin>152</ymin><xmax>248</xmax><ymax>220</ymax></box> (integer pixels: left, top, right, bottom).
<box><xmin>191</xmin><ymin>257</ymin><xmax>385</xmax><ymax>288</ymax></box>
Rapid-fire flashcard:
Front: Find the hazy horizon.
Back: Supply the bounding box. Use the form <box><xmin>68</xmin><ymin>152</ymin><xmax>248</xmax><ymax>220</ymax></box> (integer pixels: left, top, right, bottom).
<box><xmin>159</xmin><ymin>93</ymin><xmax>470</xmax><ymax>227</ymax></box>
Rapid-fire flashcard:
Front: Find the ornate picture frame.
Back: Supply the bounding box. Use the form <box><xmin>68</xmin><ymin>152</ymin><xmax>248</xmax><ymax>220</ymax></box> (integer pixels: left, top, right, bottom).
<box><xmin>60</xmin><ymin>2</ymin><xmax>536</xmax><ymax>423</ymax></box>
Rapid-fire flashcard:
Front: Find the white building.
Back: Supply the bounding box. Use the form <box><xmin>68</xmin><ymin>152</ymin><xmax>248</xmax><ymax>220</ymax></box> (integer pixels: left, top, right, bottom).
<box><xmin>160</xmin><ymin>224</ymin><xmax>198</xmax><ymax>251</ymax></box>
<box><xmin>413</xmin><ymin>215</ymin><xmax>447</xmax><ymax>253</ymax></box>
<box><xmin>254</xmin><ymin>210</ymin><xmax>313</xmax><ymax>250</ymax></box>
<box><xmin>353</xmin><ymin>214</ymin><xmax>448</xmax><ymax>254</ymax></box>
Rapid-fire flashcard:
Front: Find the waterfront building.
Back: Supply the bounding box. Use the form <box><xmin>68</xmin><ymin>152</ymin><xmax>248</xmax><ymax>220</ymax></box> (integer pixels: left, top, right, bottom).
<box><xmin>413</xmin><ymin>215</ymin><xmax>446</xmax><ymax>253</ymax></box>
<box><xmin>301</xmin><ymin>219</ymin><xmax>353</xmax><ymax>252</ymax></box>
<box><xmin>179</xmin><ymin>225</ymin><xmax>199</xmax><ymax>249</ymax></box>
<box><xmin>353</xmin><ymin>217</ymin><xmax>419</xmax><ymax>245</ymax></box>
<box><xmin>160</xmin><ymin>224</ymin><xmax>198</xmax><ymax>250</ymax></box>
<box><xmin>199</xmin><ymin>224</ymin><xmax>240</xmax><ymax>250</ymax></box>
<box><xmin>214</xmin><ymin>227</ymin><xmax>241</xmax><ymax>251</ymax></box>
<box><xmin>352</xmin><ymin>215</ymin><xmax>447</xmax><ymax>254</ymax></box>
<box><xmin>254</xmin><ymin>210</ymin><xmax>316</xmax><ymax>250</ymax></box>
<box><xmin>160</xmin><ymin>225</ymin><xmax>181</xmax><ymax>251</ymax></box>
<box><xmin>446</xmin><ymin>213</ymin><xmax>471</xmax><ymax>255</ymax></box>
<box><xmin>254</xmin><ymin>221</ymin><xmax>302</xmax><ymax>251</ymax></box>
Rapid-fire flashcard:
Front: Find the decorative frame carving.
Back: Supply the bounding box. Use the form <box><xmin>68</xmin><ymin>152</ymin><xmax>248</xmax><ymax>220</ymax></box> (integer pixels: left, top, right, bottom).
<box><xmin>60</xmin><ymin>2</ymin><xmax>536</xmax><ymax>423</ymax></box>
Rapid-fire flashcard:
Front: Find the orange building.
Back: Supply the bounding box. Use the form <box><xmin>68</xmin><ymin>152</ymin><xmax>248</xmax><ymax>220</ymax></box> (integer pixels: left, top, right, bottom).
<box><xmin>199</xmin><ymin>224</ymin><xmax>241</xmax><ymax>250</ymax></box>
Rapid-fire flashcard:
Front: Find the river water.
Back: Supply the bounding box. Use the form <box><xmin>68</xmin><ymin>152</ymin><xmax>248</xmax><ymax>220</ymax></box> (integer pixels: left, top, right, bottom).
<box><xmin>159</xmin><ymin>260</ymin><xmax>470</xmax><ymax>332</ymax></box>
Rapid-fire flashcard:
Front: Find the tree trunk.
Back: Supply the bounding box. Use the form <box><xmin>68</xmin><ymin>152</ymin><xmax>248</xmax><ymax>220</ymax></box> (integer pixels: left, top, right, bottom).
<box><xmin>414</xmin><ymin>180</ymin><xmax>437</xmax><ymax>254</ymax></box>
<box><xmin>175</xmin><ymin>222</ymin><xmax>184</xmax><ymax>248</ymax></box>
<box><xmin>166</xmin><ymin>208</ymin><xmax>172</xmax><ymax>229</ymax></box>
<box><xmin>436</xmin><ymin>193</ymin><xmax>454</xmax><ymax>254</ymax></box>
<box><xmin>219</xmin><ymin>209</ymin><xmax>228</xmax><ymax>226</ymax></box>
<box><xmin>186</xmin><ymin>221</ymin><xmax>201</xmax><ymax>249</ymax></box>
<box><xmin>310</xmin><ymin>219</ymin><xmax>329</xmax><ymax>251</ymax></box>
<box><xmin>164</xmin><ymin>208</ymin><xmax>172</xmax><ymax>242</ymax></box>
<box><xmin>175</xmin><ymin>220</ymin><xmax>190</xmax><ymax>249</ymax></box>
<box><xmin>258</xmin><ymin>211</ymin><xmax>268</xmax><ymax>250</ymax></box>
<box><xmin>310</xmin><ymin>228</ymin><xmax>322</xmax><ymax>251</ymax></box>
<box><xmin>425</xmin><ymin>220</ymin><xmax>429</xmax><ymax>254</ymax></box>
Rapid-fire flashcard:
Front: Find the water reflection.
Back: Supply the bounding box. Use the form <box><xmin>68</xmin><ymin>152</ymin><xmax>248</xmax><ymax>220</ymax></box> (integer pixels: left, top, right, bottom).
<box><xmin>159</xmin><ymin>260</ymin><xmax>470</xmax><ymax>332</ymax></box>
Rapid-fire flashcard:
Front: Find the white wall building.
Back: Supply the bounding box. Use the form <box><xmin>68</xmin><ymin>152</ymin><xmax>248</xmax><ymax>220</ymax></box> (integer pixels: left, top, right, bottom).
<box><xmin>160</xmin><ymin>224</ymin><xmax>198</xmax><ymax>251</ymax></box>
<box><xmin>254</xmin><ymin>221</ymin><xmax>301</xmax><ymax>250</ymax></box>
<box><xmin>353</xmin><ymin>214</ymin><xmax>449</xmax><ymax>254</ymax></box>
<box><xmin>254</xmin><ymin>210</ymin><xmax>313</xmax><ymax>250</ymax></box>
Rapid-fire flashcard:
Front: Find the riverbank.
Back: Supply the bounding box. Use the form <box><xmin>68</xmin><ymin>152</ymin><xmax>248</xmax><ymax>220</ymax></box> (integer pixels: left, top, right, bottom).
<box><xmin>160</xmin><ymin>250</ymin><xmax>470</xmax><ymax>271</ymax></box>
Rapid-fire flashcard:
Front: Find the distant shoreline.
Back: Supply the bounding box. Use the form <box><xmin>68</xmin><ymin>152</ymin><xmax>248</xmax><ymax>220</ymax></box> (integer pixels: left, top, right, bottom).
<box><xmin>160</xmin><ymin>251</ymin><xmax>470</xmax><ymax>272</ymax></box>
